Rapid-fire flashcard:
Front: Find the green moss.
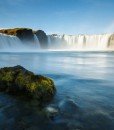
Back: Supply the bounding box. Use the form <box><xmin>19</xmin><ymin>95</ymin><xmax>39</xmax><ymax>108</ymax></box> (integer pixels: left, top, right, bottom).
<box><xmin>2</xmin><ymin>72</ymin><xmax>13</xmax><ymax>82</ymax></box>
<box><xmin>0</xmin><ymin>65</ymin><xmax>56</xmax><ymax>102</ymax></box>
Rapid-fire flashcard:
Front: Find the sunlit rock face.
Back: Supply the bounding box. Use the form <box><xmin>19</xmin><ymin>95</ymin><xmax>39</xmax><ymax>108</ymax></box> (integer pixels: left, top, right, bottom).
<box><xmin>48</xmin><ymin>33</ymin><xmax>114</xmax><ymax>51</ymax></box>
<box><xmin>0</xmin><ymin>28</ymin><xmax>34</xmax><ymax>42</ymax></box>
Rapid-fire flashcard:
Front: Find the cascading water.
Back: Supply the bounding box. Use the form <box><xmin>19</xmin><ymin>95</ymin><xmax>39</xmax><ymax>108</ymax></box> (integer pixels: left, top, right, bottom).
<box><xmin>48</xmin><ymin>33</ymin><xmax>114</xmax><ymax>51</ymax></box>
<box><xmin>47</xmin><ymin>35</ymin><xmax>51</xmax><ymax>47</ymax></box>
<box><xmin>0</xmin><ymin>33</ymin><xmax>23</xmax><ymax>49</ymax></box>
<box><xmin>0</xmin><ymin>33</ymin><xmax>41</xmax><ymax>52</ymax></box>
<box><xmin>0</xmin><ymin>32</ymin><xmax>114</xmax><ymax>51</ymax></box>
<box><xmin>33</xmin><ymin>34</ymin><xmax>40</xmax><ymax>48</ymax></box>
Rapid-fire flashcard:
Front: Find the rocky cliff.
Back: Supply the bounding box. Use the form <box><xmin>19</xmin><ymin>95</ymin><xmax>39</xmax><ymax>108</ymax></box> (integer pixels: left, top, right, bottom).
<box><xmin>0</xmin><ymin>28</ymin><xmax>48</xmax><ymax>48</ymax></box>
<box><xmin>0</xmin><ymin>28</ymin><xmax>34</xmax><ymax>42</ymax></box>
<box><xmin>34</xmin><ymin>30</ymin><xmax>48</xmax><ymax>48</ymax></box>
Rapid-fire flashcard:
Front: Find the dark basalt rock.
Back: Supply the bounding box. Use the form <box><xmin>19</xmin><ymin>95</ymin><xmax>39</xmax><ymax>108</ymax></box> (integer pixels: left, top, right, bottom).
<box><xmin>0</xmin><ymin>65</ymin><xmax>56</xmax><ymax>102</ymax></box>
<box><xmin>58</xmin><ymin>99</ymin><xmax>79</xmax><ymax>116</ymax></box>
<box><xmin>0</xmin><ymin>28</ymin><xmax>34</xmax><ymax>43</ymax></box>
<box><xmin>16</xmin><ymin>28</ymin><xmax>34</xmax><ymax>42</ymax></box>
<box><xmin>34</xmin><ymin>30</ymin><xmax>48</xmax><ymax>48</ymax></box>
<box><xmin>0</xmin><ymin>28</ymin><xmax>49</xmax><ymax>48</ymax></box>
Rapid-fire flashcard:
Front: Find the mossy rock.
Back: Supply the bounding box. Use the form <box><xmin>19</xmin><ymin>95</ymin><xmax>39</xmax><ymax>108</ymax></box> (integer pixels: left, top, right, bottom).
<box><xmin>0</xmin><ymin>65</ymin><xmax>56</xmax><ymax>102</ymax></box>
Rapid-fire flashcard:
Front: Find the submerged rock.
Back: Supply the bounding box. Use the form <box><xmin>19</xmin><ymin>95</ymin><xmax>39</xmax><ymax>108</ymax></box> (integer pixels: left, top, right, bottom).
<box><xmin>0</xmin><ymin>65</ymin><xmax>56</xmax><ymax>102</ymax></box>
<box><xmin>45</xmin><ymin>105</ymin><xmax>59</xmax><ymax>120</ymax></box>
<box><xmin>58</xmin><ymin>99</ymin><xmax>79</xmax><ymax>116</ymax></box>
<box><xmin>45</xmin><ymin>106</ymin><xmax>59</xmax><ymax>115</ymax></box>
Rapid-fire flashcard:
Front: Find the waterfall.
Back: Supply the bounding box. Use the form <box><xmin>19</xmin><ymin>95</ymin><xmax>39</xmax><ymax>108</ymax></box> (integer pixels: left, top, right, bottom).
<box><xmin>0</xmin><ymin>33</ymin><xmax>23</xmax><ymax>50</ymax></box>
<box><xmin>33</xmin><ymin>34</ymin><xmax>41</xmax><ymax>48</ymax></box>
<box><xmin>0</xmin><ymin>32</ymin><xmax>114</xmax><ymax>51</ymax></box>
<box><xmin>48</xmin><ymin>33</ymin><xmax>114</xmax><ymax>51</ymax></box>
<box><xmin>0</xmin><ymin>33</ymin><xmax>41</xmax><ymax>51</ymax></box>
<box><xmin>47</xmin><ymin>35</ymin><xmax>51</xmax><ymax>47</ymax></box>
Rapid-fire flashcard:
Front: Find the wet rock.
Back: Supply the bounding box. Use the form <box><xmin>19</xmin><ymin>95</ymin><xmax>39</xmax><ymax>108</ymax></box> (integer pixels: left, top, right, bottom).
<box><xmin>34</xmin><ymin>30</ymin><xmax>48</xmax><ymax>48</ymax></box>
<box><xmin>0</xmin><ymin>65</ymin><xmax>56</xmax><ymax>103</ymax></box>
<box><xmin>45</xmin><ymin>105</ymin><xmax>59</xmax><ymax>120</ymax></box>
<box><xmin>45</xmin><ymin>106</ymin><xmax>59</xmax><ymax>115</ymax></box>
<box><xmin>58</xmin><ymin>99</ymin><xmax>79</xmax><ymax>116</ymax></box>
<box><xmin>16</xmin><ymin>28</ymin><xmax>34</xmax><ymax>42</ymax></box>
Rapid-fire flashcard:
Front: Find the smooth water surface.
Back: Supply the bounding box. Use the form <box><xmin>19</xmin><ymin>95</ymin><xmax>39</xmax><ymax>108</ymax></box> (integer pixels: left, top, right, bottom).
<box><xmin>0</xmin><ymin>51</ymin><xmax>114</xmax><ymax>130</ymax></box>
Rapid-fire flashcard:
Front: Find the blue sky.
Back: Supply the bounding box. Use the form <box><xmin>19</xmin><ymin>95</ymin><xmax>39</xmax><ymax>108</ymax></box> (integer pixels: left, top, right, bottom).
<box><xmin>0</xmin><ymin>0</ymin><xmax>114</xmax><ymax>34</ymax></box>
